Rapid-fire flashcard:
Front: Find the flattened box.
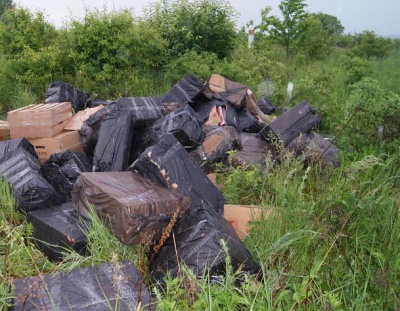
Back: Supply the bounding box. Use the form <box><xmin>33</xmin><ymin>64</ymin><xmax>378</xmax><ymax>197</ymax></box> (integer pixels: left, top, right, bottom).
<box><xmin>8</xmin><ymin>102</ymin><xmax>72</xmax><ymax>139</ymax></box>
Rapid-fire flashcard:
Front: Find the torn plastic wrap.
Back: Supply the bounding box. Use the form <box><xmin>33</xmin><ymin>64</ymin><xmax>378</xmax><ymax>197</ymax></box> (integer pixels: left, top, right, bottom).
<box><xmin>40</xmin><ymin>150</ymin><xmax>92</xmax><ymax>201</ymax></box>
<box><xmin>130</xmin><ymin>134</ymin><xmax>225</xmax><ymax>214</ymax></box>
<box><xmin>286</xmin><ymin>131</ymin><xmax>340</xmax><ymax>167</ymax></box>
<box><xmin>45</xmin><ymin>81</ymin><xmax>91</xmax><ymax>112</ymax></box>
<box><xmin>228</xmin><ymin>133</ymin><xmax>276</xmax><ymax>168</ymax></box>
<box><xmin>0</xmin><ymin>147</ymin><xmax>63</xmax><ymax>212</ymax></box>
<box><xmin>92</xmin><ymin>108</ymin><xmax>134</xmax><ymax>172</ymax></box>
<box><xmin>150</xmin><ymin>207</ymin><xmax>261</xmax><ymax>284</ymax></box>
<box><xmin>0</xmin><ymin>137</ymin><xmax>37</xmax><ymax>160</ymax></box>
<box><xmin>257</xmin><ymin>97</ymin><xmax>276</xmax><ymax>115</ymax></box>
<box><xmin>258</xmin><ymin>100</ymin><xmax>321</xmax><ymax>147</ymax></box>
<box><xmin>194</xmin><ymin>126</ymin><xmax>241</xmax><ymax>164</ymax></box>
<box><xmin>140</xmin><ymin>105</ymin><xmax>203</xmax><ymax>151</ymax></box>
<box><xmin>72</xmin><ymin>171</ymin><xmax>190</xmax><ymax>245</ymax></box>
<box><xmin>11</xmin><ymin>260</ymin><xmax>154</xmax><ymax>311</ymax></box>
<box><xmin>192</xmin><ymin>97</ymin><xmax>240</xmax><ymax>130</ymax></box>
<box><xmin>205</xmin><ymin>74</ymin><xmax>249</xmax><ymax>109</ymax></box>
<box><xmin>27</xmin><ymin>202</ymin><xmax>87</xmax><ymax>261</ymax></box>
<box><xmin>161</xmin><ymin>74</ymin><xmax>205</xmax><ymax>106</ymax></box>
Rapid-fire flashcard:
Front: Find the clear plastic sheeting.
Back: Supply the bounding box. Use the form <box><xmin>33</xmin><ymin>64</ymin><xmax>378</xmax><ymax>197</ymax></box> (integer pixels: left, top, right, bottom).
<box><xmin>45</xmin><ymin>81</ymin><xmax>91</xmax><ymax>112</ymax></box>
<box><xmin>131</xmin><ymin>134</ymin><xmax>225</xmax><ymax>215</ymax></box>
<box><xmin>11</xmin><ymin>260</ymin><xmax>154</xmax><ymax>311</ymax></box>
<box><xmin>0</xmin><ymin>147</ymin><xmax>63</xmax><ymax>212</ymax></box>
<box><xmin>72</xmin><ymin>171</ymin><xmax>190</xmax><ymax>245</ymax></box>
<box><xmin>150</xmin><ymin>207</ymin><xmax>261</xmax><ymax>284</ymax></box>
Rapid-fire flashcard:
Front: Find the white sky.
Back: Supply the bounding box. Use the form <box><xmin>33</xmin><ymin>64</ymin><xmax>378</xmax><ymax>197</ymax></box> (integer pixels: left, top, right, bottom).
<box><xmin>15</xmin><ymin>0</ymin><xmax>400</xmax><ymax>37</ymax></box>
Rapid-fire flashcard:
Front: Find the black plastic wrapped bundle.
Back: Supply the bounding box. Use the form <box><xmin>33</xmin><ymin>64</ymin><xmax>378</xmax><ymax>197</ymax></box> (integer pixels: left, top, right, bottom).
<box><xmin>0</xmin><ymin>147</ymin><xmax>63</xmax><ymax>212</ymax></box>
<box><xmin>45</xmin><ymin>81</ymin><xmax>91</xmax><ymax>112</ymax></box>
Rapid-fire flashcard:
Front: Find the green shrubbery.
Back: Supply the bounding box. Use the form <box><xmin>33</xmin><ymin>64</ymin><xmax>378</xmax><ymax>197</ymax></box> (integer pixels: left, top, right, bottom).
<box><xmin>0</xmin><ymin>1</ymin><xmax>399</xmax><ymax>309</ymax></box>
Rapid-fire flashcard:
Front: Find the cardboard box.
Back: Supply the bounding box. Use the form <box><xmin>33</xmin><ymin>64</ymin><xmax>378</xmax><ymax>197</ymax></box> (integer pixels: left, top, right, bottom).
<box><xmin>28</xmin><ymin>130</ymin><xmax>83</xmax><ymax>162</ymax></box>
<box><xmin>223</xmin><ymin>204</ymin><xmax>265</xmax><ymax>240</ymax></box>
<box><xmin>64</xmin><ymin>105</ymin><xmax>104</xmax><ymax>131</ymax></box>
<box><xmin>0</xmin><ymin>120</ymin><xmax>10</xmax><ymax>141</ymax></box>
<box><xmin>8</xmin><ymin>102</ymin><xmax>72</xmax><ymax>139</ymax></box>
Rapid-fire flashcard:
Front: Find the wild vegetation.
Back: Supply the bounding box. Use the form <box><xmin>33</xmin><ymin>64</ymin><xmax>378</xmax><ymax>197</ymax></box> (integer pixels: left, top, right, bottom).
<box><xmin>0</xmin><ymin>0</ymin><xmax>399</xmax><ymax>310</ymax></box>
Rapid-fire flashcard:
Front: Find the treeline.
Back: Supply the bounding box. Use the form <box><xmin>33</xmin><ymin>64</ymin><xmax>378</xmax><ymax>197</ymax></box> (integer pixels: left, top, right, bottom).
<box><xmin>0</xmin><ymin>0</ymin><xmax>398</xmax><ymax>154</ymax></box>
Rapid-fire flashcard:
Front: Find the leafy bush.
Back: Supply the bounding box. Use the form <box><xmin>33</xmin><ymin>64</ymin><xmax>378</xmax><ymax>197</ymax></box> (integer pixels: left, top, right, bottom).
<box><xmin>342</xmin><ymin>77</ymin><xmax>400</xmax><ymax>151</ymax></box>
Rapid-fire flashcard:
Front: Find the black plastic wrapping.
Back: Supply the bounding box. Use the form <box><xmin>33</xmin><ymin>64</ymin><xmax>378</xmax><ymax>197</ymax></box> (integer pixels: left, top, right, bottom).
<box><xmin>130</xmin><ymin>134</ymin><xmax>225</xmax><ymax>214</ymax></box>
<box><xmin>27</xmin><ymin>202</ymin><xmax>87</xmax><ymax>261</ymax></box>
<box><xmin>11</xmin><ymin>260</ymin><xmax>154</xmax><ymax>311</ymax></box>
<box><xmin>161</xmin><ymin>74</ymin><xmax>205</xmax><ymax>105</ymax></box>
<box><xmin>79</xmin><ymin>106</ymin><xmax>108</xmax><ymax>157</ymax></box>
<box><xmin>228</xmin><ymin>133</ymin><xmax>276</xmax><ymax>168</ymax></box>
<box><xmin>191</xmin><ymin>97</ymin><xmax>240</xmax><ymax>130</ymax></box>
<box><xmin>150</xmin><ymin>207</ymin><xmax>261</xmax><ymax>284</ymax></box>
<box><xmin>0</xmin><ymin>137</ymin><xmax>37</xmax><ymax>160</ymax></box>
<box><xmin>0</xmin><ymin>147</ymin><xmax>63</xmax><ymax>212</ymax></box>
<box><xmin>45</xmin><ymin>81</ymin><xmax>91</xmax><ymax>112</ymax></box>
<box><xmin>41</xmin><ymin>150</ymin><xmax>92</xmax><ymax>201</ymax></box>
<box><xmin>194</xmin><ymin>126</ymin><xmax>241</xmax><ymax>163</ymax></box>
<box><xmin>237</xmin><ymin>109</ymin><xmax>264</xmax><ymax>133</ymax></box>
<box><xmin>92</xmin><ymin>107</ymin><xmax>134</xmax><ymax>172</ymax></box>
<box><xmin>140</xmin><ymin>105</ymin><xmax>203</xmax><ymax>151</ymax></box>
<box><xmin>286</xmin><ymin>131</ymin><xmax>340</xmax><ymax>167</ymax></box>
<box><xmin>80</xmin><ymin>97</ymin><xmax>163</xmax><ymax>158</ymax></box>
<box><xmin>258</xmin><ymin>101</ymin><xmax>321</xmax><ymax>147</ymax></box>
<box><xmin>257</xmin><ymin>97</ymin><xmax>276</xmax><ymax>115</ymax></box>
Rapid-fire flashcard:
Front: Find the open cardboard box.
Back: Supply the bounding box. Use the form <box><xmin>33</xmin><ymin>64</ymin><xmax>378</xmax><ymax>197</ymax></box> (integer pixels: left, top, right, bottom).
<box><xmin>28</xmin><ymin>130</ymin><xmax>83</xmax><ymax>162</ymax></box>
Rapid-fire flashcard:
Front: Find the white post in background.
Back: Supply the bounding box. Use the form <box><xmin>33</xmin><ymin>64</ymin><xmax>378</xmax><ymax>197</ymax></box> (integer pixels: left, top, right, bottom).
<box><xmin>248</xmin><ymin>27</ymin><xmax>254</xmax><ymax>49</ymax></box>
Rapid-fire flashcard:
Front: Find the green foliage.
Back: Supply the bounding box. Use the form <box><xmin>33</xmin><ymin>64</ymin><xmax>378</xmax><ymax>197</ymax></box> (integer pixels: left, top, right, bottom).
<box><xmin>352</xmin><ymin>31</ymin><xmax>392</xmax><ymax>60</ymax></box>
<box><xmin>0</xmin><ymin>0</ymin><xmax>13</xmax><ymax>17</ymax></box>
<box><xmin>258</xmin><ymin>0</ymin><xmax>308</xmax><ymax>57</ymax></box>
<box><xmin>309</xmin><ymin>12</ymin><xmax>344</xmax><ymax>36</ymax></box>
<box><xmin>298</xmin><ymin>15</ymin><xmax>333</xmax><ymax>61</ymax></box>
<box><xmin>145</xmin><ymin>0</ymin><xmax>237</xmax><ymax>60</ymax></box>
<box><xmin>342</xmin><ymin>77</ymin><xmax>400</xmax><ymax>151</ymax></box>
<box><xmin>341</xmin><ymin>54</ymin><xmax>373</xmax><ymax>86</ymax></box>
<box><xmin>69</xmin><ymin>9</ymin><xmax>167</xmax><ymax>98</ymax></box>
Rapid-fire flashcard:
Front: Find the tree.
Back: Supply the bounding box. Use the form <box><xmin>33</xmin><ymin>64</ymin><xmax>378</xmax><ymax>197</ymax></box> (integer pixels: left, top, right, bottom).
<box><xmin>298</xmin><ymin>15</ymin><xmax>333</xmax><ymax>61</ymax></box>
<box><xmin>144</xmin><ymin>0</ymin><xmax>237</xmax><ymax>60</ymax></box>
<box><xmin>309</xmin><ymin>12</ymin><xmax>344</xmax><ymax>36</ymax></box>
<box><xmin>0</xmin><ymin>0</ymin><xmax>13</xmax><ymax>17</ymax></box>
<box><xmin>258</xmin><ymin>0</ymin><xmax>307</xmax><ymax>57</ymax></box>
<box><xmin>353</xmin><ymin>31</ymin><xmax>392</xmax><ymax>60</ymax></box>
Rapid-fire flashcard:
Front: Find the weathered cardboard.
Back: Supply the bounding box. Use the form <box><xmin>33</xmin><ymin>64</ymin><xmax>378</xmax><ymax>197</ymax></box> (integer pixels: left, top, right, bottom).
<box><xmin>64</xmin><ymin>105</ymin><xmax>104</xmax><ymax>131</ymax></box>
<box><xmin>28</xmin><ymin>130</ymin><xmax>83</xmax><ymax>162</ymax></box>
<box><xmin>0</xmin><ymin>120</ymin><xmax>10</xmax><ymax>141</ymax></box>
<box><xmin>8</xmin><ymin>102</ymin><xmax>72</xmax><ymax>138</ymax></box>
<box><xmin>223</xmin><ymin>204</ymin><xmax>265</xmax><ymax>240</ymax></box>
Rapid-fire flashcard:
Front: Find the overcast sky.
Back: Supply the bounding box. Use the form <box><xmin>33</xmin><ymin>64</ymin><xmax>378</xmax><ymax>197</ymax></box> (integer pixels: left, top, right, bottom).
<box><xmin>15</xmin><ymin>0</ymin><xmax>400</xmax><ymax>37</ymax></box>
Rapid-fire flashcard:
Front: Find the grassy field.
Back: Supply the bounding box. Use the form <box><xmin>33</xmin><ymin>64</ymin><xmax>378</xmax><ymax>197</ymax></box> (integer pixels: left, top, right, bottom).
<box><xmin>1</xmin><ymin>41</ymin><xmax>400</xmax><ymax>310</ymax></box>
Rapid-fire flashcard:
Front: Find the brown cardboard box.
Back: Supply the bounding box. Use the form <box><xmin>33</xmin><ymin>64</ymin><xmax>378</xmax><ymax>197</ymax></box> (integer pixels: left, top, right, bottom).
<box><xmin>28</xmin><ymin>130</ymin><xmax>83</xmax><ymax>162</ymax></box>
<box><xmin>223</xmin><ymin>204</ymin><xmax>266</xmax><ymax>240</ymax></box>
<box><xmin>0</xmin><ymin>120</ymin><xmax>10</xmax><ymax>141</ymax></box>
<box><xmin>8</xmin><ymin>102</ymin><xmax>72</xmax><ymax>139</ymax></box>
<box><xmin>64</xmin><ymin>105</ymin><xmax>104</xmax><ymax>131</ymax></box>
